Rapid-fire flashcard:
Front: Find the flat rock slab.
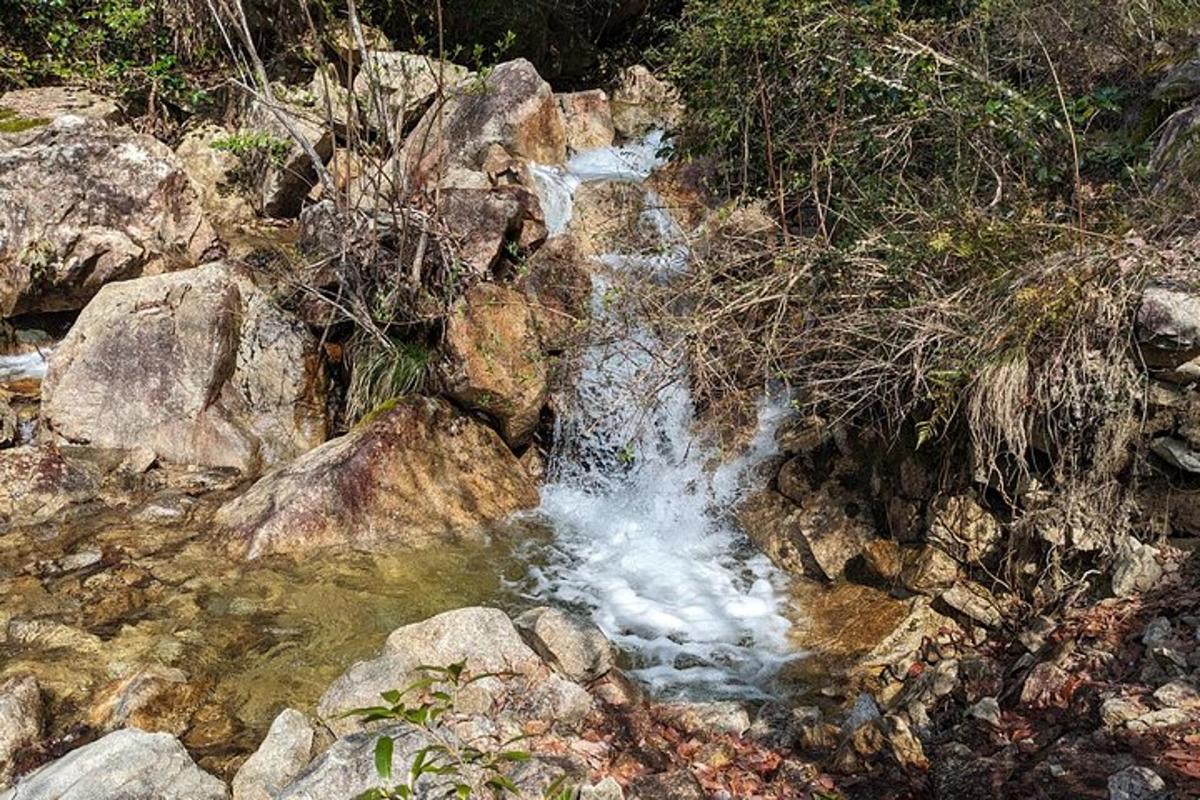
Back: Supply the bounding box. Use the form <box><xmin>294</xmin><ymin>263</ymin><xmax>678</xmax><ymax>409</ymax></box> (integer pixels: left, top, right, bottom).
<box><xmin>0</xmin><ymin>728</ymin><xmax>226</xmax><ymax>800</ymax></box>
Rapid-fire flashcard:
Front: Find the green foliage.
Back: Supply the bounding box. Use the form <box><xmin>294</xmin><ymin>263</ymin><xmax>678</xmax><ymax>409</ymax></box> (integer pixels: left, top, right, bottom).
<box><xmin>211</xmin><ymin>130</ymin><xmax>292</xmax><ymax>165</ymax></box>
<box><xmin>0</xmin><ymin>0</ymin><xmax>213</xmax><ymax>110</ymax></box>
<box><xmin>345</xmin><ymin>662</ymin><xmax>573</xmax><ymax>800</ymax></box>
<box><xmin>664</xmin><ymin>0</ymin><xmax>1193</xmax><ymax>271</ymax></box>
<box><xmin>347</xmin><ymin>335</ymin><xmax>432</xmax><ymax>424</ymax></box>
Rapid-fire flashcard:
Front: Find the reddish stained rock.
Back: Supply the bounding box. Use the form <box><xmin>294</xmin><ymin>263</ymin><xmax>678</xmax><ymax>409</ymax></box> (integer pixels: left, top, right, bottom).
<box><xmin>217</xmin><ymin>397</ymin><xmax>538</xmax><ymax>559</ymax></box>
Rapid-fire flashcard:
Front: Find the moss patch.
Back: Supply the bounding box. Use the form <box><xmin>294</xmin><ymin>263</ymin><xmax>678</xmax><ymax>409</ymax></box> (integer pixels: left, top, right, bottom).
<box><xmin>0</xmin><ymin>107</ymin><xmax>48</xmax><ymax>134</ymax></box>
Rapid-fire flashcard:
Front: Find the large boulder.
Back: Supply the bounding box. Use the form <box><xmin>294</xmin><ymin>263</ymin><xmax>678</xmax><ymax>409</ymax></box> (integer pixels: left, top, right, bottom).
<box><xmin>241</xmin><ymin>86</ymin><xmax>335</xmax><ymax>217</ymax></box>
<box><xmin>40</xmin><ymin>262</ymin><xmax>327</xmax><ymax>474</ymax></box>
<box><xmin>517</xmin><ymin>235</ymin><xmax>592</xmax><ymax>352</ymax></box>
<box><xmin>353</xmin><ymin>51</ymin><xmax>470</xmax><ymax>136</ymax></box>
<box><xmin>0</xmin><ymin>115</ymin><xmax>217</xmax><ymax>317</ymax></box>
<box><xmin>217</xmin><ymin>397</ymin><xmax>539</xmax><ymax>559</ymax></box>
<box><xmin>1150</xmin><ymin>105</ymin><xmax>1200</xmax><ymax>192</ymax></box>
<box><xmin>400</xmin><ymin>58</ymin><xmax>566</xmax><ymax>189</ymax></box>
<box><xmin>556</xmin><ymin>90</ymin><xmax>615</xmax><ymax>154</ymax></box>
<box><xmin>0</xmin><ymin>728</ymin><xmax>226</xmax><ymax>800</ymax></box>
<box><xmin>0</xmin><ymin>86</ymin><xmax>121</xmax><ymax>147</ymax></box>
<box><xmin>444</xmin><ymin>282</ymin><xmax>548</xmax><ymax>446</ymax></box>
<box><xmin>610</xmin><ymin>65</ymin><xmax>683</xmax><ymax>139</ymax></box>
<box><xmin>316</xmin><ymin>607</ymin><xmax>592</xmax><ymax>737</ymax></box>
<box><xmin>438</xmin><ymin>185</ymin><xmax>545</xmax><ymax>275</ymax></box>
<box><xmin>175</xmin><ymin>123</ymin><xmax>257</xmax><ymax>231</ymax></box>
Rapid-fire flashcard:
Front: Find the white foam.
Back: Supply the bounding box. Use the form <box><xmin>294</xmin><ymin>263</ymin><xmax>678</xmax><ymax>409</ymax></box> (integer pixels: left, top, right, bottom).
<box><xmin>0</xmin><ymin>348</ymin><xmax>50</xmax><ymax>383</ymax></box>
<box><xmin>528</xmin><ymin>135</ymin><xmax>794</xmax><ymax>699</ymax></box>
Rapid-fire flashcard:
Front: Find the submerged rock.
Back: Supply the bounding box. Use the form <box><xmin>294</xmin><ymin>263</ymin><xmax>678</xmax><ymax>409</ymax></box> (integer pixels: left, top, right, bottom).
<box><xmin>0</xmin><ymin>446</ymin><xmax>100</xmax><ymax>528</ymax></box>
<box><xmin>0</xmin><ymin>115</ymin><xmax>217</xmax><ymax>316</ymax></box>
<box><xmin>444</xmin><ymin>282</ymin><xmax>548</xmax><ymax>446</ymax></box>
<box><xmin>218</xmin><ymin>397</ymin><xmax>538</xmax><ymax>559</ymax></box>
<box><xmin>0</xmin><ymin>728</ymin><xmax>226</xmax><ymax>800</ymax></box>
<box><xmin>41</xmin><ymin>262</ymin><xmax>327</xmax><ymax>474</ymax></box>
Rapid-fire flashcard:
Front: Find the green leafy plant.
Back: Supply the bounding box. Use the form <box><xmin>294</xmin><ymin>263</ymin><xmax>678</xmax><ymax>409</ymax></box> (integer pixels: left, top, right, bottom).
<box><xmin>344</xmin><ymin>662</ymin><xmax>574</xmax><ymax>800</ymax></box>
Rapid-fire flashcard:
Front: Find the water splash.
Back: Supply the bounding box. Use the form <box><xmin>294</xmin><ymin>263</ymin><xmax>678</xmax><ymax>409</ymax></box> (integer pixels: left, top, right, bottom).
<box><xmin>528</xmin><ymin>135</ymin><xmax>794</xmax><ymax>698</ymax></box>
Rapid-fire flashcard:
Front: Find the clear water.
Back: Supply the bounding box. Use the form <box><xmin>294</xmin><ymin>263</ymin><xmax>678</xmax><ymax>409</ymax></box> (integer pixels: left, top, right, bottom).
<box><xmin>527</xmin><ymin>135</ymin><xmax>795</xmax><ymax>699</ymax></box>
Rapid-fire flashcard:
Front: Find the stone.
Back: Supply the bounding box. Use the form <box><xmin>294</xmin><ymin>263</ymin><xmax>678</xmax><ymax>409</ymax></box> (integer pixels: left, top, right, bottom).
<box><xmin>1107</xmin><ymin>765</ymin><xmax>1166</xmax><ymax>800</ymax></box>
<box><xmin>323</xmin><ymin>22</ymin><xmax>393</xmax><ymax>69</ymax></box>
<box><xmin>657</xmin><ymin>701</ymin><xmax>752</xmax><ymax>736</ymax></box>
<box><xmin>1142</xmin><ymin>616</ymin><xmax>1173</xmax><ymax>648</ymax></box>
<box><xmin>940</xmin><ymin>581</ymin><xmax>1003</xmax><ymax>628</ymax></box>
<box><xmin>927</xmin><ymin>494</ymin><xmax>1002</xmax><ymax>564</ymax></box>
<box><xmin>517</xmin><ymin>235</ymin><xmax>592</xmax><ymax>351</ymax></box>
<box><xmin>0</xmin><ymin>728</ymin><xmax>226</xmax><ymax>800</ymax></box>
<box><xmin>610</xmin><ymin>65</ymin><xmax>683</xmax><ymax>139</ymax></box>
<box><xmin>556</xmin><ymin>90</ymin><xmax>615</xmax><ymax>153</ymax></box>
<box><xmin>41</xmin><ymin>262</ymin><xmax>327</xmax><ymax>474</ymax></box>
<box><xmin>1154</xmin><ymin>59</ymin><xmax>1200</xmax><ymax>103</ymax></box>
<box><xmin>514</xmin><ymin>606</ymin><xmax>614</xmax><ymax>682</ymax></box>
<box><xmin>1150</xmin><ymin>106</ymin><xmax>1200</xmax><ymax>192</ymax></box>
<box><xmin>967</xmin><ymin>696</ymin><xmax>1001</xmax><ymax>727</ymax></box>
<box><xmin>317</xmin><ymin>607</ymin><xmax>590</xmax><ymax>736</ymax></box>
<box><xmin>232</xmin><ymin>708</ymin><xmax>315</xmax><ymax>800</ymax></box>
<box><xmin>1100</xmin><ymin>697</ymin><xmax>1145</xmax><ymax>727</ymax></box>
<box><xmin>401</xmin><ymin>59</ymin><xmax>566</xmax><ymax>190</ymax></box>
<box><xmin>218</xmin><ymin>397</ymin><xmax>538</xmax><ymax>559</ymax></box>
<box><xmin>737</xmin><ymin>486</ymin><xmax>874</xmax><ymax>582</ymax></box>
<box><xmin>646</xmin><ymin>159</ymin><xmax>714</xmax><ymax>231</ymax></box>
<box><xmin>242</xmin><ymin>86</ymin><xmax>335</xmax><ymax>217</ymax></box>
<box><xmin>885</xmin><ymin>714</ymin><xmax>928</xmax><ymax>770</ymax></box>
<box><xmin>0</xmin><ymin>446</ymin><xmax>100</xmax><ymax>529</ymax></box>
<box><xmin>86</xmin><ymin>666</ymin><xmax>200</xmax><ymax>736</ymax></box>
<box><xmin>0</xmin><ymin>674</ymin><xmax>41</xmax><ymax>788</ymax></box>
<box><xmin>0</xmin><ymin>86</ymin><xmax>121</xmax><ymax>148</ymax></box>
<box><xmin>1019</xmin><ymin>662</ymin><xmax>1072</xmax><ymax>708</ymax></box>
<box><xmin>856</xmin><ymin>598</ymin><xmax>958</xmax><ymax>681</ymax></box>
<box><xmin>1111</xmin><ymin>539</ymin><xmax>1165</xmax><ymax>597</ymax></box>
<box><xmin>899</xmin><ymin>545</ymin><xmax>961</xmax><ymax>595</ymax></box>
<box><xmin>175</xmin><ymin>123</ymin><xmax>256</xmax><ymax>230</ymax></box>
<box><xmin>1152</xmin><ymin>679</ymin><xmax>1200</xmax><ymax>710</ymax></box>
<box><xmin>0</xmin><ymin>115</ymin><xmax>217</xmax><ymax>317</ymax></box>
<box><xmin>306</xmin><ymin>64</ymin><xmax>357</xmax><ymax>136</ymax></box>
<box><xmin>579</xmin><ymin>777</ymin><xmax>624</xmax><ymax>800</ymax></box>
<box><xmin>1137</xmin><ymin>285</ymin><xmax>1200</xmax><ymax>366</ymax></box>
<box><xmin>353</xmin><ymin>51</ymin><xmax>470</xmax><ymax>136</ymax></box>
<box><xmin>627</xmin><ymin>770</ymin><xmax>704</xmax><ymax>800</ymax></box>
<box><xmin>1150</xmin><ymin>436</ymin><xmax>1200</xmax><ymax>473</ymax></box>
<box><xmin>444</xmin><ymin>282</ymin><xmax>548</xmax><ymax>445</ymax></box>
<box><xmin>438</xmin><ymin>185</ymin><xmax>545</xmax><ymax>275</ymax></box>
<box><xmin>862</xmin><ymin>539</ymin><xmax>904</xmax><ymax>582</ymax></box>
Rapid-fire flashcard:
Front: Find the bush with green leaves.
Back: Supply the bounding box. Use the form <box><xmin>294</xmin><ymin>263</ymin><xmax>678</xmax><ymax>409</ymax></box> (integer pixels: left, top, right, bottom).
<box><xmin>344</xmin><ymin>662</ymin><xmax>573</xmax><ymax>800</ymax></box>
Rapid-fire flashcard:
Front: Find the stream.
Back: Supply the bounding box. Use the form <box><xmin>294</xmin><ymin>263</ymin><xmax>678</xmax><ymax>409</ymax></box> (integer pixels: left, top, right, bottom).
<box><xmin>0</xmin><ymin>134</ymin><xmax>825</xmax><ymax>777</ymax></box>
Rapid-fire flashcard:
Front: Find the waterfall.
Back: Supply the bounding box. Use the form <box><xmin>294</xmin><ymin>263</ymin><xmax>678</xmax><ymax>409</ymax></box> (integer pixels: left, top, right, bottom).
<box><xmin>528</xmin><ymin>135</ymin><xmax>795</xmax><ymax>699</ymax></box>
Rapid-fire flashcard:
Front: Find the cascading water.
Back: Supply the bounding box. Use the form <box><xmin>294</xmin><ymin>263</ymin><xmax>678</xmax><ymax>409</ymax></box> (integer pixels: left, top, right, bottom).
<box><xmin>528</xmin><ymin>136</ymin><xmax>795</xmax><ymax>699</ymax></box>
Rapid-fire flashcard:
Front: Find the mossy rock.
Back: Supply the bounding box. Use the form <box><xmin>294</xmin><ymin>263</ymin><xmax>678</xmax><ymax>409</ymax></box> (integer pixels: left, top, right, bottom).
<box><xmin>0</xmin><ymin>106</ymin><xmax>48</xmax><ymax>134</ymax></box>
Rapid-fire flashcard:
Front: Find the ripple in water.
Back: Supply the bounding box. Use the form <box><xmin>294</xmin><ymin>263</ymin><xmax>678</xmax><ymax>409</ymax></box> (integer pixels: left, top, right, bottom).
<box><xmin>527</xmin><ymin>135</ymin><xmax>795</xmax><ymax>699</ymax></box>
